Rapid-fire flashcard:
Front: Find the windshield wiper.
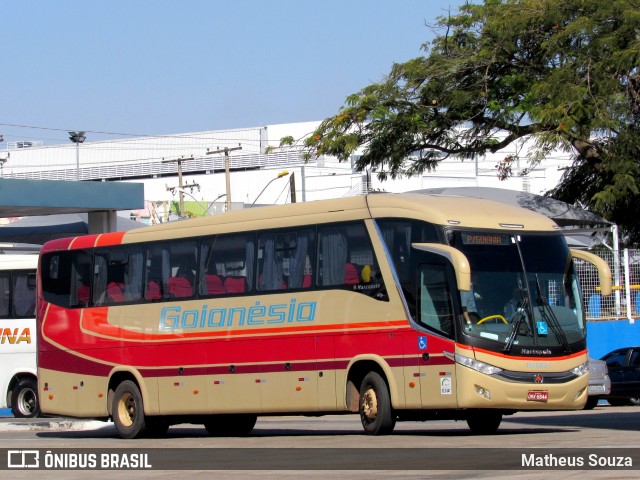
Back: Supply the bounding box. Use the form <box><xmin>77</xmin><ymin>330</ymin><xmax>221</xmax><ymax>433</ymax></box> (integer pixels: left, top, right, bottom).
<box><xmin>535</xmin><ymin>275</ymin><xmax>571</xmax><ymax>353</ymax></box>
<box><xmin>503</xmin><ymin>281</ymin><xmax>531</xmax><ymax>353</ymax></box>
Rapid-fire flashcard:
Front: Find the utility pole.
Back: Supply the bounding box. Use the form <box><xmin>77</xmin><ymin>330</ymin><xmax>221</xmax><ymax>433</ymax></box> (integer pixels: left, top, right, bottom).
<box><xmin>206</xmin><ymin>145</ymin><xmax>242</xmax><ymax>211</ymax></box>
<box><xmin>163</xmin><ymin>156</ymin><xmax>194</xmax><ymax>217</ymax></box>
<box><xmin>289</xmin><ymin>172</ymin><xmax>296</xmax><ymax>203</ymax></box>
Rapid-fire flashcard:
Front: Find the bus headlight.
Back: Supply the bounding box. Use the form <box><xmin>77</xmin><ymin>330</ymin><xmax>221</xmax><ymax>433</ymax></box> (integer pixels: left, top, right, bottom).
<box><xmin>444</xmin><ymin>351</ymin><xmax>503</xmax><ymax>376</ymax></box>
<box><xmin>570</xmin><ymin>362</ymin><xmax>589</xmax><ymax>377</ymax></box>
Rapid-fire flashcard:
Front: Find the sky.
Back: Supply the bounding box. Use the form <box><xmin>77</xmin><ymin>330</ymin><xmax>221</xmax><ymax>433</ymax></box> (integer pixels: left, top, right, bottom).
<box><xmin>1</xmin><ymin>0</ymin><xmax>467</xmax><ymax>145</ymax></box>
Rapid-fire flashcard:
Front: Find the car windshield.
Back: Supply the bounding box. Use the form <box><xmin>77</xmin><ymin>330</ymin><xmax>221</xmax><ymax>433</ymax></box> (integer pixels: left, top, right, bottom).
<box><xmin>451</xmin><ymin>231</ymin><xmax>585</xmax><ymax>352</ymax></box>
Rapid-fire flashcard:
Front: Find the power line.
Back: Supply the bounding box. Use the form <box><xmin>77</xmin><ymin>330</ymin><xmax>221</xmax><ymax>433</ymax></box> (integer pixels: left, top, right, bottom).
<box><xmin>0</xmin><ymin>122</ymin><xmax>278</xmax><ymax>144</ymax></box>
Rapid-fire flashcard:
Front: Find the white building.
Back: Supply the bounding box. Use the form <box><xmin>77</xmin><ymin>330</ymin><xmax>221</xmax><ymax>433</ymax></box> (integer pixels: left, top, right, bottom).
<box><xmin>1</xmin><ymin>120</ymin><xmax>575</xmax><ymax>223</ymax></box>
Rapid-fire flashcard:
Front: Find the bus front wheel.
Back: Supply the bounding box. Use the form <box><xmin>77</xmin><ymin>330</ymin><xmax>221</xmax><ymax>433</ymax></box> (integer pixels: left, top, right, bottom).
<box><xmin>359</xmin><ymin>371</ymin><xmax>396</xmax><ymax>435</ymax></box>
<box><xmin>112</xmin><ymin>380</ymin><xmax>146</xmax><ymax>439</ymax></box>
<box><xmin>466</xmin><ymin>410</ymin><xmax>502</xmax><ymax>435</ymax></box>
<box><xmin>11</xmin><ymin>378</ymin><xmax>40</xmax><ymax>418</ymax></box>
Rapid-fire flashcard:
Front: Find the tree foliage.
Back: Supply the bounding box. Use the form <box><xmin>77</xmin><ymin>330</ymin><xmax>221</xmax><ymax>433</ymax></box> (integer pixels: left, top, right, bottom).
<box><xmin>304</xmin><ymin>0</ymin><xmax>640</xmax><ymax>244</ymax></box>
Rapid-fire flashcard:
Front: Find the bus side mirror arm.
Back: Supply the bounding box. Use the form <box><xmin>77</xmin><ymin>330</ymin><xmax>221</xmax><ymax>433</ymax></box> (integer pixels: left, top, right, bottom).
<box><xmin>570</xmin><ymin>249</ymin><xmax>612</xmax><ymax>296</ymax></box>
<box><xmin>412</xmin><ymin>243</ymin><xmax>471</xmax><ymax>291</ymax></box>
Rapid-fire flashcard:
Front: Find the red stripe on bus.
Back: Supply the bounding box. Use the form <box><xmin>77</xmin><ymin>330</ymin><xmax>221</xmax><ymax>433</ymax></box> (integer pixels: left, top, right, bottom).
<box><xmin>70</xmin><ymin>234</ymin><xmax>101</xmax><ymax>250</ymax></box>
<box><xmin>95</xmin><ymin>231</ymin><xmax>126</xmax><ymax>247</ymax></box>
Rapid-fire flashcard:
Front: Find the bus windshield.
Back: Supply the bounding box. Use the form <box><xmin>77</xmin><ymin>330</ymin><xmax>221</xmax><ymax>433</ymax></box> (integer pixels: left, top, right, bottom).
<box><xmin>450</xmin><ymin>231</ymin><xmax>585</xmax><ymax>352</ymax></box>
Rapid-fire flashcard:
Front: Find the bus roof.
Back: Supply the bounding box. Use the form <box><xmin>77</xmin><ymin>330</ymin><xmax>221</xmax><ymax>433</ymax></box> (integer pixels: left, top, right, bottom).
<box><xmin>120</xmin><ymin>193</ymin><xmax>558</xmax><ymax>244</ymax></box>
<box><xmin>0</xmin><ymin>253</ymin><xmax>38</xmax><ymax>270</ymax></box>
<box><xmin>42</xmin><ymin>193</ymin><xmax>560</xmax><ymax>251</ymax></box>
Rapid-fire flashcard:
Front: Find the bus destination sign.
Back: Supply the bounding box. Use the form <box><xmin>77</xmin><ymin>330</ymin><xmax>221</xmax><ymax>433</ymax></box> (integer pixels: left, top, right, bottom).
<box><xmin>461</xmin><ymin>233</ymin><xmax>511</xmax><ymax>246</ymax></box>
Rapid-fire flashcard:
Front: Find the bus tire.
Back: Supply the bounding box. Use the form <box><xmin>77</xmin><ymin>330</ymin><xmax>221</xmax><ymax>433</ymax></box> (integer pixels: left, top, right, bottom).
<box><xmin>466</xmin><ymin>410</ymin><xmax>502</xmax><ymax>435</ymax></box>
<box><xmin>204</xmin><ymin>414</ymin><xmax>257</xmax><ymax>436</ymax></box>
<box><xmin>359</xmin><ymin>371</ymin><xmax>396</xmax><ymax>435</ymax></box>
<box><xmin>11</xmin><ymin>378</ymin><xmax>40</xmax><ymax>418</ymax></box>
<box><xmin>112</xmin><ymin>380</ymin><xmax>146</xmax><ymax>439</ymax></box>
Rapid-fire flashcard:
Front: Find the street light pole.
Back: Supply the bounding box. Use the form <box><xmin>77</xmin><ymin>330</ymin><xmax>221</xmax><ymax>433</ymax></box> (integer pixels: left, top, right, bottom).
<box><xmin>68</xmin><ymin>131</ymin><xmax>86</xmax><ymax>181</ymax></box>
<box><xmin>250</xmin><ymin>171</ymin><xmax>290</xmax><ymax>207</ymax></box>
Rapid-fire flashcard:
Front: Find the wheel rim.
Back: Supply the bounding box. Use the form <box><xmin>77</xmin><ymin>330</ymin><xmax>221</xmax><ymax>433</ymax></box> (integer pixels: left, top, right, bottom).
<box><xmin>17</xmin><ymin>388</ymin><xmax>36</xmax><ymax>415</ymax></box>
<box><xmin>117</xmin><ymin>392</ymin><xmax>136</xmax><ymax>427</ymax></box>
<box><xmin>361</xmin><ymin>386</ymin><xmax>378</xmax><ymax>422</ymax></box>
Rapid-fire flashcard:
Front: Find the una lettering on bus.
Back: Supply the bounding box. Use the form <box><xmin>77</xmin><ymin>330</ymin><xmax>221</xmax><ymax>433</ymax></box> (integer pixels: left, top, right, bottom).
<box><xmin>0</xmin><ymin>328</ymin><xmax>31</xmax><ymax>344</ymax></box>
<box><xmin>159</xmin><ymin>299</ymin><xmax>317</xmax><ymax>330</ymax></box>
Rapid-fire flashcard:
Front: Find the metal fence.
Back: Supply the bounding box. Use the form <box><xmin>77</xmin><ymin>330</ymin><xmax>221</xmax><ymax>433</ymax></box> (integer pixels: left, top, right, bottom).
<box><xmin>576</xmin><ymin>249</ymin><xmax>640</xmax><ymax>322</ymax></box>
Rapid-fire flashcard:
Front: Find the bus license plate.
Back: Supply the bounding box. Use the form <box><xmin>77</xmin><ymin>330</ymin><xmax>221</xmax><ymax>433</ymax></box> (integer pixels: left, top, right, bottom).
<box><xmin>527</xmin><ymin>391</ymin><xmax>549</xmax><ymax>402</ymax></box>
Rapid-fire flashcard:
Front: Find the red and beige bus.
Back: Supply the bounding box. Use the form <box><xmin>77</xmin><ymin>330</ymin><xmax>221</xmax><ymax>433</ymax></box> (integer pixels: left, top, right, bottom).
<box><xmin>0</xmin><ymin>249</ymin><xmax>39</xmax><ymax>418</ymax></box>
<box><xmin>36</xmin><ymin>193</ymin><xmax>611</xmax><ymax>438</ymax></box>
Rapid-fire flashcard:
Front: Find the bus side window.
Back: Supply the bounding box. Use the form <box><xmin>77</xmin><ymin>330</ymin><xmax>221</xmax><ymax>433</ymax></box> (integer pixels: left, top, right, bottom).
<box><xmin>377</xmin><ymin>219</ymin><xmax>440</xmax><ymax>309</ymax></box>
<box><xmin>94</xmin><ymin>247</ymin><xmax>143</xmax><ymax>305</ymax></box>
<box><xmin>145</xmin><ymin>244</ymin><xmax>167</xmax><ymax>301</ymax></box>
<box><xmin>41</xmin><ymin>253</ymin><xmax>73</xmax><ymax>308</ymax></box>
<box><xmin>12</xmin><ymin>272</ymin><xmax>37</xmax><ymax>317</ymax></box>
<box><xmin>0</xmin><ymin>272</ymin><xmax>10</xmax><ymax>317</ymax></box>
<box><xmin>199</xmin><ymin>236</ymin><xmax>225</xmax><ymax>296</ymax></box>
<box><xmin>70</xmin><ymin>251</ymin><xmax>92</xmax><ymax>308</ymax></box>
<box><xmin>290</xmin><ymin>230</ymin><xmax>315</xmax><ymax>290</ymax></box>
<box><xmin>256</xmin><ymin>228</ymin><xmax>315</xmax><ymax>292</ymax></box>
<box><xmin>318</xmin><ymin>221</ymin><xmax>384</xmax><ymax>298</ymax></box>
<box><xmin>169</xmin><ymin>240</ymin><xmax>198</xmax><ymax>299</ymax></box>
<box><xmin>199</xmin><ymin>233</ymin><xmax>255</xmax><ymax>297</ymax></box>
<box><xmin>418</xmin><ymin>264</ymin><xmax>454</xmax><ymax>338</ymax></box>
<box><xmin>257</xmin><ymin>233</ymin><xmax>286</xmax><ymax>291</ymax></box>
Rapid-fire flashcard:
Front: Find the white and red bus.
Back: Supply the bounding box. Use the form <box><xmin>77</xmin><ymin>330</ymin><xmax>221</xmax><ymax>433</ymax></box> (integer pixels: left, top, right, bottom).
<box><xmin>36</xmin><ymin>193</ymin><xmax>611</xmax><ymax>438</ymax></box>
<box><xmin>0</xmin><ymin>249</ymin><xmax>39</xmax><ymax>418</ymax></box>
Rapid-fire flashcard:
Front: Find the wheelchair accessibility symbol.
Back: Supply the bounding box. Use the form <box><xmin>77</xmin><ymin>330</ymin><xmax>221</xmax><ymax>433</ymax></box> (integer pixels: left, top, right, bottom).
<box><xmin>537</xmin><ymin>321</ymin><xmax>548</xmax><ymax>335</ymax></box>
<box><xmin>418</xmin><ymin>336</ymin><xmax>427</xmax><ymax>350</ymax></box>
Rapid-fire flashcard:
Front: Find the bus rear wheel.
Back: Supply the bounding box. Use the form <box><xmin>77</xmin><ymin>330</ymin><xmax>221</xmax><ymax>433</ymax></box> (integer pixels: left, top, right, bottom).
<box><xmin>112</xmin><ymin>380</ymin><xmax>146</xmax><ymax>439</ymax></box>
<box><xmin>466</xmin><ymin>410</ymin><xmax>502</xmax><ymax>435</ymax></box>
<box><xmin>204</xmin><ymin>414</ymin><xmax>257</xmax><ymax>436</ymax></box>
<box><xmin>11</xmin><ymin>378</ymin><xmax>40</xmax><ymax>418</ymax></box>
<box><xmin>359</xmin><ymin>371</ymin><xmax>396</xmax><ymax>435</ymax></box>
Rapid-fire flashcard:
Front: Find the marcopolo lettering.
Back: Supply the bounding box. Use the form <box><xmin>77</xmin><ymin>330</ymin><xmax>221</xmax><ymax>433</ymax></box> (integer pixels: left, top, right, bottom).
<box><xmin>159</xmin><ymin>299</ymin><xmax>317</xmax><ymax>330</ymax></box>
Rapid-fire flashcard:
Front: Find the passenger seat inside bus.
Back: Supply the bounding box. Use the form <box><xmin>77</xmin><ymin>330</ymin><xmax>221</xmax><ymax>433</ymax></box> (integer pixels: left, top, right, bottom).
<box><xmin>146</xmin><ymin>280</ymin><xmax>162</xmax><ymax>300</ymax></box>
<box><xmin>205</xmin><ymin>274</ymin><xmax>225</xmax><ymax>295</ymax></box>
<box><xmin>169</xmin><ymin>276</ymin><xmax>193</xmax><ymax>298</ymax></box>
<box><xmin>224</xmin><ymin>276</ymin><xmax>246</xmax><ymax>293</ymax></box>
<box><xmin>107</xmin><ymin>281</ymin><xmax>125</xmax><ymax>303</ymax></box>
<box><xmin>77</xmin><ymin>284</ymin><xmax>90</xmax><ymax>306</ymax></box>
<box><xmin>344</xmin><ymin>263</ymin><xmax>360</xmax><ymax>285</ymax></box>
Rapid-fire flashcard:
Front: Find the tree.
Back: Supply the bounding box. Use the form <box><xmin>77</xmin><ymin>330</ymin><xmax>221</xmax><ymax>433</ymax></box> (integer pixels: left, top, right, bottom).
<box><xmin>304</xmin><ymin>0</ymin><xmax>640</xmax><ymax>244</ymax></box>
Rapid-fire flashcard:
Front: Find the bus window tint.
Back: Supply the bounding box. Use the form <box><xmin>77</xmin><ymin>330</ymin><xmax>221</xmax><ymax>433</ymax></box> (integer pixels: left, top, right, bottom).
<box><xmin>12</xmin><ymin>272</ymin><xmax>36</xmax><ymax>317</ymax></box>
<box><xmin>0</xmin><ymin>273</ymin><xmax>9</xmax><ymax>317</ymax></box>
<box><xmin>199</xmin><ymin>233</ymin><xmax>255</xmax><ymax>296</ymax></box>
<box><xmin>41</xmin><ymin>252</ymin><xmax>73</xmax><ymax>308</ymax></box>
<box><xmin>257</xmin><ymin>229</ymin><xmax>314</xmax><ymax>291</ymax></box>
<box><xmin>94</xmin><ymin>247</ymin><xmax>144</xmax><ymax>305</ymax></box>
<box><xmin>318</xmin><ymin>221</ymin><xmax>384</xmax><ymax>297</ymax></box>
<box><xmin>168</xmin><ymin>240</ymin><xmax>197</xmax><ymax>299</ymax></box>
<box><xmin>69</xmin><ymin>251</ymin><xmax>92</xmax><ymax>308</ymax></box>
<box><xmin>145</xmin><ymin>240</ymin><xmax>198</xmax><ymax>301</ymax></box>
<box><xmin>377</xmin><ymin>219</ymin><xmax>440</xmax><ymax>315</ymax></box>
<box><xmin>0</xmin><ymin>270</ymin><xmax>38</xmax><ymax>318</ymax></box>
<box><xmin>418</xmin><ymin>264</ymin><xmax>454</xmax><ymax>338</ymax></box>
